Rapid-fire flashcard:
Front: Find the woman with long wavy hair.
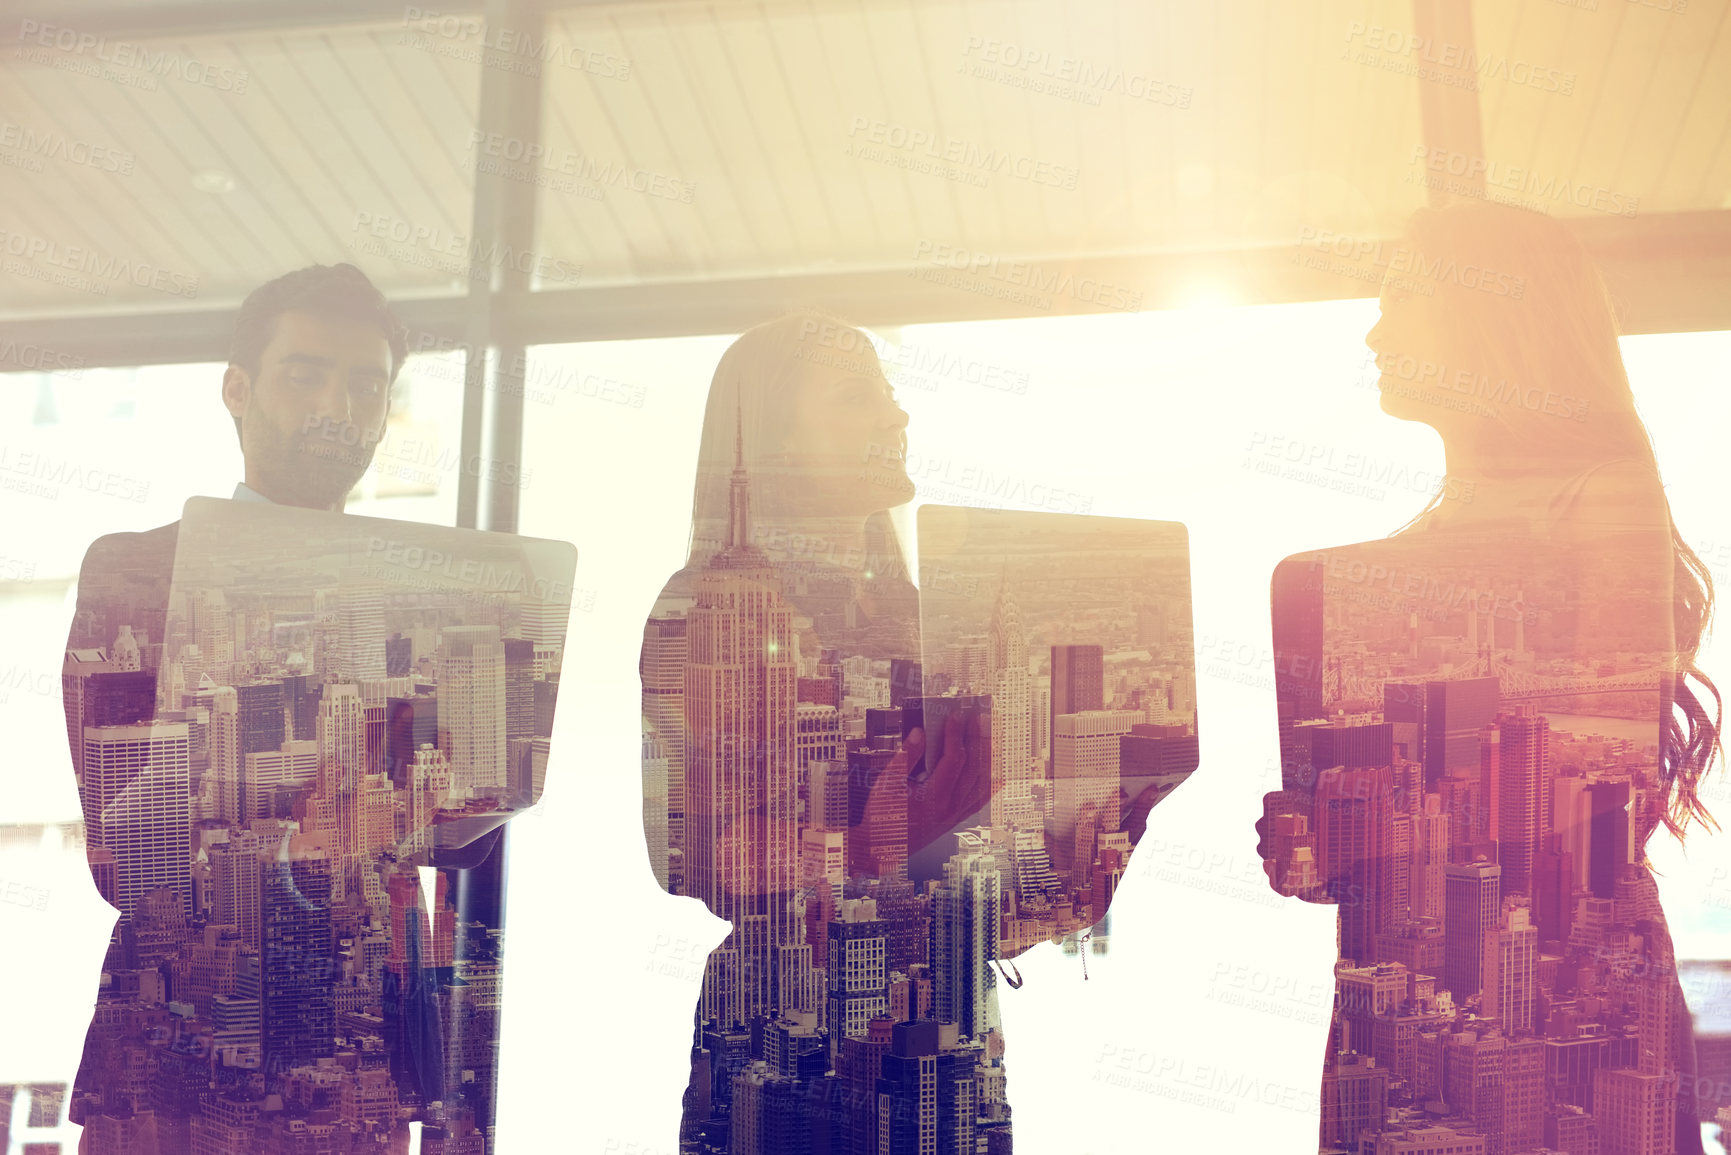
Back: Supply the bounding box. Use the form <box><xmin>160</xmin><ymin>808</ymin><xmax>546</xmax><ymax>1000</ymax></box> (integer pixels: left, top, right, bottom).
<box><xmin>1259</xmin><ymin>200</ymin><xmax>1720</xmax><ymax>1153</ymax></box>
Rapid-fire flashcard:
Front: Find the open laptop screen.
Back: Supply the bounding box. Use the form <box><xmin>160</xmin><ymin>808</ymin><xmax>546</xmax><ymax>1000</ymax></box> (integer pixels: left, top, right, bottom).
<box><xmin>911</xmin><ymin>504</ymin><xmax>1199</xmax><ymax>954</ymax></box>
<box><xmin>159</xmin><ymin>497</ymin><xmax>577</xmax><ymax>864</ymax></box>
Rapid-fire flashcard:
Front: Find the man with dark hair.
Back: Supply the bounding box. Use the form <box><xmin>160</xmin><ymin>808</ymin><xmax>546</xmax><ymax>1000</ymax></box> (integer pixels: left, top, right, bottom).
<box><xmin>222</xmin><ymin>262</ymin><xmax>407</xmax><ymax>509</ymax></box>
<box><xmin>63</xmin><ymin>264</ymin><xmax>496</xmax><ymax>1152</ymax></box>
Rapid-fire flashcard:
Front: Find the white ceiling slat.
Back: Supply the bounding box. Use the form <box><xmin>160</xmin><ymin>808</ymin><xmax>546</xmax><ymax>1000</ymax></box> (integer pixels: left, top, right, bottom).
<box><xmin>550</xmin><ymin>8</ymin><xmax>700</xmax><ymax>279</ymax></box>
<box><xmin>806</xmin><ymin>0</ymin><xmax>920</xmax><ymax>252</ymax></box>
<box><xmin>0</xmin><ymin>63</ymin><xmax>235</xmax><ymax>304</ymax></box>
<box><xmin>148</xmin><ymin>43</ymin><xmax>337</xmax><ymax>264</ymax></box>
<box><xmin>760</xmin><ymin>0</ymin><xmax>876</xmax><ymax>252</ymax></box>
<box><xmin>236</xmin><ymin>33</ymin><xmax>465</xmax><ymax>297</ymax></box>
<box><xmin>660</xmin><ymin>8</ymin><xmax>803</xmax><ymax>271</ymax></box>
<box><xmin>277</xmin><ymin>34</ymin><xmax>455</xmax><ymax>263</ymax></box>
<box><xmin>712</xmin><ymin>6</ymin><xmax>847</xmax><ymax>263</ymax></box>
<box><xmin>82</xmin><ymin>41</ymin><xmax>303</xmax><ymax>278</ymax></box>
<box><xmin>536</xmin><ymin>10</ymin><xmax>673</xmax><ymax>282</ymax></box>
<box><xmin>1648</xmin><ymin>2</ymin><xmax>1730</xmax><ymax>206</ymax></box>
<box><xmin>331</xmin><ymin>32</ymin><xmax>476</xmax><ymax>242</ymax></box>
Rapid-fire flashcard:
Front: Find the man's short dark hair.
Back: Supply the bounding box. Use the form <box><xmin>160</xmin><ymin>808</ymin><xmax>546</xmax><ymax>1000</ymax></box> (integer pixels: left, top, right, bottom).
<box><xmin>228</xmin><ymin>263</ymin><xmax>409</xmax><ymax>440</ymax></box>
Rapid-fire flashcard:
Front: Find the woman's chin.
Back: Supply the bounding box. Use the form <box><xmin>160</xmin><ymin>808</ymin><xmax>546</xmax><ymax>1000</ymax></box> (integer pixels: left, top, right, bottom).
<box><xmin>1377</xmin><ymin>382</ymin><xmax>1428</xmax><ymax>424</ymax></box>
<box><xmin>861</xmin><ymin>466</ymin><xmax>917</xmax><ymax>506</ymax></box>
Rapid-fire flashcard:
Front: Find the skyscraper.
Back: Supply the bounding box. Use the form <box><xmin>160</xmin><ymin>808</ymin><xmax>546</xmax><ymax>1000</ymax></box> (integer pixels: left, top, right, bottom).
<box><xmin>643</xmin><ymin>616</ymin><xmax>689</xmax><ymax>873</ymax></box>
<box><xmin>1594</xmin><ymin>1067</ymin><xmax>1676</xmax><ymax>1155</ymax></box>
<box><xmin>62</xmin><ymin>656</ymin><xmax>155</xmax><ymax>780</ymax></box>
<box><xmin>846</xmin><ymin>708</ymin><xmax>907</xmax><ymax>882</ymax></box>
<box><xmin>1443</xmin><ymin>860</ymin><xmax>1501</xmax><ymax>1000</ymax></box>
<box><xmin>1050</xmin><ymin>709</ymin><xmax>1139</xmax><ymax>886</ymax></box>
<box><xmin>1316</xmin><ymin>763</ymin><xmax>1396</xmax><ymax>964</ymax></box>
<box><xmin>336</xmin><ymin>575</ymin><xmax>388</xmax><ymax>683</ymax></box>
<box><xmin>1271</xmin><ymin>556</ymin><xmax>1326</xmax><ymax>725</ymax></box>
<box><xmin>503</xmin><ymin>636</ymin><xmax>536</xmax><ymax>748</ymax></box>
<box><xmin>875</xmin><ymin>1021</ymin><xmax>978</xmax><ymax>1155</ymax></box>
<box><xmin>987</xmin><ymin>578</ymin><xmax>1036</xmax><ymax>830</ymax></box>
<box><xmin>1319</xmin><ymin>1052</ymin><xmax>1390</xmax><ymax>1150</ymax></box>
<box><xmin>683</xmin><ymin>415</ymin><xmax>798</xmax><ymax>1027</ymax></box>
<box><xmin>437</xmin><ymin>625</ymin><xmax>507</xmax><ymax>798</ymax></box>
<box><xmin>826</xmin><ymin>898</ymin><xmax>889</xmax><ymax>1063</ymax></box>
<box><xmin>1385</xmin><ymin>677</ymin><xmax>1499</xmax><ymax>790</ymax></box>
<box><xmin>260</xmin><ymin>840</ymin><xmax>335</xmax><ymax>1072</ymax></box>
<box><xmin>208</xmin><ymin>829</ymin><xmax>262</xmax><ymax>945</ymax></box>
<box><xmin>81</xmin><ymin>721</ymin><xmax>192</xmax><ymax>922</ymax></box>
<box><xmin>1494</xmin><ymin>708</ymin><xmax>1550</xmax><ymax>897</ymax></box>
<box><xmin>234</xmin><ymin>682</ymin><xmax>287</xmax><ymax>817</ymax></box>
<box><xmin>1413</xmin><ymin>796</ymin><xmax>1450</xmax><ymax>921</ymax></box>
<box><xmin>318</xmin><ymin>682</ymin><xmax>365</xmax><ymax>796</ymax></box>
<box><xmin>1481</xmin><ymin>905</ymin><xmax>1538</xmax><ymax>1034</ymax></box>
<box><xmin>934</xmin><ymin>837</ymin><xmax>1004</xmax><ymax>1040</ymax></box>
<box><xmin>1587</xmin><ymin>780</ymin><xmax>1632</xmax><ymax>899</ymax></box>
<box><xmin>643</xmin><ymin>730</ymin><xmax>670</xmax><ymax>891</ymax></box>
<box><xmin>1049</xmin><ymin>644</ymin><xmax>1104</xmax><ymax>769</ymax></box>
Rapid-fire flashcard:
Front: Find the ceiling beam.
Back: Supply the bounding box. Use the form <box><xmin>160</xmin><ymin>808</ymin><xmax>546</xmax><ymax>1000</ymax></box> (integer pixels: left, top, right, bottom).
<box><xmin>3</xmin><ymin>212</ymin><xmax>1727</xmax><ymax>374</ymax></box>
<box><xmin>1410</xmin><ymin>0</ymin><xmax>1488</xmax><ymax>207</ymax></box>
<box><xmin>0</xmin><ymin>0</ymin><xmax>888</xmax><ymax>44</ymax></box>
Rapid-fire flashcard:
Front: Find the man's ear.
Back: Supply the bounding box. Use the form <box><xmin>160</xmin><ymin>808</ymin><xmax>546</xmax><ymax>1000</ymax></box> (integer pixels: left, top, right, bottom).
<box><xmin>221</xmin><ymin>364</ymin><xmax>250</xmax><ymax>424</ymax></box>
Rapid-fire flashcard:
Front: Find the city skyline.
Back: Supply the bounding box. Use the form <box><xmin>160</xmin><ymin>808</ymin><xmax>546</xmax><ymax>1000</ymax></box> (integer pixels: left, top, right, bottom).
<box><xmin>60</xmin><ymin>498</ymin><xmax>576</xmax><ymax>1153</ymax></box>
<box><xmin>642</xmin><ymin>450</ymin><xmax>1201</xmax><ymax>1153</ymax></box>
<box><xmin>1264</xmin><ymin>526</ymin><xmax>1693</xmax><ymax>1155</ymax></box>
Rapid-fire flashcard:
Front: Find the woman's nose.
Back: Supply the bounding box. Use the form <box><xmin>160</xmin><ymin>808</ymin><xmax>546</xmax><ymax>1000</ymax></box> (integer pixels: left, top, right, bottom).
<box><xmin>1365</xmin><ymin>311</ymin><xmax>1390</xmax><ymax>357</ymax></box>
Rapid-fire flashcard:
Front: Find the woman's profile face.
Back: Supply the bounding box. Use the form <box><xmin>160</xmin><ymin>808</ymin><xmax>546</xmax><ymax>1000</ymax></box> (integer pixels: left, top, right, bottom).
<box><xmin>1366</xmin><ymin>248</ymin><xmax>1472</xmax><ymax>429</ymax></box>
<box><xmin>774</xmin><ymin>327</ymin><xmax>914</xmax><ymax>514</ymax></box>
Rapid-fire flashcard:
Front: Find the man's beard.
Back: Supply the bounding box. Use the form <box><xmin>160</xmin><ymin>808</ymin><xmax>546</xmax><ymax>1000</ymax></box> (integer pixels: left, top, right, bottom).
<box><xmin>252</xmin><ymin>411</ymin><xmax>381</xmax><ymax>507</ymax></box>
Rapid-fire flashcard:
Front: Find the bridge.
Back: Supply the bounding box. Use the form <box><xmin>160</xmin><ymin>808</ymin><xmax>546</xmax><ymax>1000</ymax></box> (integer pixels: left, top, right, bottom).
<box><xmin>1328</xmin><ymin>658</ymin><xmax>1667</xmax><ymax>706</ymax></box>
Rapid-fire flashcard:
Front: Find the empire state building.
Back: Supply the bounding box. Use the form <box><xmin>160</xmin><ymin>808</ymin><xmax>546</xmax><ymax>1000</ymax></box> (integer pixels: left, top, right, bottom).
<box><xmin>684</xmin><ymin>414</ymin><xmax>799</xmax><ymax>1027</ymax></box>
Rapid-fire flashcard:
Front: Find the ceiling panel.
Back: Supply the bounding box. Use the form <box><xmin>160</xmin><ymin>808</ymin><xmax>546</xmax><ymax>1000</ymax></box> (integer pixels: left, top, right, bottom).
<box><xmin>0</xmin><ymin>0</ymin><xmax>1724</xmax><ymax>323</ymax></box>
<box><xmin>0</xmin><ymin>21</ymin><xmax>480</xmax><ymax>314</ymax></box>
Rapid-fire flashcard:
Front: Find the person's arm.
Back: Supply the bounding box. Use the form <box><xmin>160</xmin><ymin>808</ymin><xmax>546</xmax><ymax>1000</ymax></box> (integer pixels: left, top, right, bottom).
<box><xmin>904</xmin><ymin>707</ymin><xmax>987</xmax><ymax>861</ymax></box>
<box><xmin>1259</xmin><ymin>550</ymin><xmax>1332</xmax><ymax>902</ymax></box>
